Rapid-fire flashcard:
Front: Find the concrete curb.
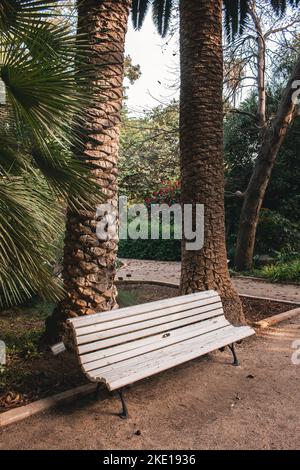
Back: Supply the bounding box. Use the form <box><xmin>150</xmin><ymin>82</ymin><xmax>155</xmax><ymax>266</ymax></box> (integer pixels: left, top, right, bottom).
<box><xmin>238</xmin><ymin>293</ymin><xmax>300</xmax><ymax>306</ymax></box>
<box><xmin>0</xmin><ymin>383</ymin><xmax>97</xmax><ymax>428</ymax></box>
<box><xmin>116</xmin><ymin>278</ymin><xmax>179</xmax><ymax>288</ymax></box>
<box><xmin>232</xmin><ymin>274</ymin><xmax>300</xmax><ymax>286</ymax></box>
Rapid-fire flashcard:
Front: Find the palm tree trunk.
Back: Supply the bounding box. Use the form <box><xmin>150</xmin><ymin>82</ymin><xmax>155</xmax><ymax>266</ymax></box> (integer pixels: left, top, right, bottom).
<box><xmin>46</xmin><ymin>0</ymin><xmax>131</xmax><ymax>342</ymax></box>
<box><xmin>179</xmin><ymin>0</ymin><xmax>244</xmax><ymax>324</ymax></box>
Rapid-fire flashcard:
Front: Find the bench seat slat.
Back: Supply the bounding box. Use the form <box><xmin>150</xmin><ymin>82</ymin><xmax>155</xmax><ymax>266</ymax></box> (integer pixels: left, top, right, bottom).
<box><xmin>76</xmin><ymin>296</ymin><xmax>221</xmax><ymax>337</ymax></box>
<box><xmin>77</xmin><ymin>307</ymin><xmax>224</xmax><ymax>354</ymax></box>
<box><xmin>83</xmin><ymin>316</ymin><xmax>230</xmax><ymax>372</ymax></box>
<box><xmin>76</xmin><ymin>301</ymin><xmax>223</xmax><ymax>346</ymax></box>
<box><xmin>79</xmin><ymin>314</ymin><xmax>229</xmax><ymax>366</ymax></box>
<box><xmin>68</xmin><ymin>290</ymin><xmax>255</xmax><ymax>395</ymax></box>
<box><xmin>69</xmin><ymin>291</ymin><xmax>217</xmax><ymax>328</ymax></box>
<box><xmin>93</xmin><ymin>326</ymin><xmax>254</xmax><ymax>390</ymax></box>
<box><xmin>88</xmin><ymin>324</ymin><xmax>236</xmax><ymax>380</ymax></box>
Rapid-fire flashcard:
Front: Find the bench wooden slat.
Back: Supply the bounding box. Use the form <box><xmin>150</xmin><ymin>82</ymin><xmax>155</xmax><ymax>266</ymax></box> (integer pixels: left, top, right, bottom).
<box><xmin>76</xmin><ymin>295</ymin><xmax>221</xmax><ymax>337</ymax></box>
<box><xmin>83</xmin><ymin>316</ymin><xmax>230</xmax><ymax>372</ymax></box>
<box><xmin>88</xmin><ymin>325</ymin><xmax>236</xmax><ymax>380</ymax></box>
<box><xmin>79</xmin><ymin>314</ymin><xmax>229</xmax><ymax>366</ymax></box>
<box><xmin>68</xmin><ymin>290</ymin><xmax>255</xmax><ymax>396</ymax></box>
<box><xmin>69</xmin><ymin>291</ymin><xmax>217</xmax><ymax>328</ymax></box>
<box><xmin>77</xmin><ymin>307</ymin><xmax>224</xmax><ymax>354</ymax></box>
<box><xmin>94</xmin><ymin>326</ymin><xmax>254</xmax><ymax>390</ymax></box>
<box><xmin>88</xmin><ymin>324</ymin><xmax>232</xmax><ymax>379</ymax></box>
<box><xmin>76</xmin><ymin>301</ymin><xmax>222</xmax><ymax>346</ymax></box>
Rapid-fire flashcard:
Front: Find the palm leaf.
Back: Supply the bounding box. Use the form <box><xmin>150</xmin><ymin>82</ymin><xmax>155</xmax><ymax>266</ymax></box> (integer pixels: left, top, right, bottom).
<box><xmin>131</xmin><ymin>0</ymin><xmax>151</xmax><ymax>30</ymax></box>
<box><xmin>0</xmin><ymin>12</ymin><xmax>101</xmax><ymax>209</ymax></box>
<box><xmin>0</xmin><ymin>1</ymin><xmax>102</xmax><ymax>307</ymax></box>
<box><xmin>0</xmin><ymin>173</ymin><xmax>64</xmax><ymax>307</ymax></box>
<box><xmin>224</xmin><ymin>0</ymin><xmax>300</xmax><ymax>40</ymax></box>
<box><xmin>0</xmin><ymin>0</ymin><xmax>61</xmax><ymax>36</ymax></box>
<box><xmin>152</xmin><ymin>0</ymin><xmax>173</xmax><ymax>38</ymax></box>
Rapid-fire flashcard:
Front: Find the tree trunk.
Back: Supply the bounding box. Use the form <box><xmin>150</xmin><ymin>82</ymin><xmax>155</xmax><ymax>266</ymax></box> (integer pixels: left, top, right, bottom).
<box><xmin>249</xmin><ymin>1</ymin><xmax>267</xmax><ymax>130</ymax></box>
<box><xmin>46</xmin><ymin>0</ymin><xmax>131</xmax><ymax>342</ymax></box>
<box><xmin>179</xmin><ymin>0</ymin><xmax>244</xmax><ymax>325</ymax></box>
<box><xmin>235</xmin><ymin>54</ymin><xmax>300</xmax><ymax>271</ymax></box>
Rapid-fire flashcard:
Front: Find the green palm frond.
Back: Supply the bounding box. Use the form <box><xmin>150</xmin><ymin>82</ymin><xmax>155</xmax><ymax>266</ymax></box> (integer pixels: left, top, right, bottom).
<box><xmin>152</xmin><ymin>0</ymin><xmax>173</xmax><ymax>38</ymax></box>
<box><xmin>0</xmin><ymin>5</ymin><xmax>100</xmax><ymax>207</ymax></box>
<box><xmin>239</xmin><ymin>0</ymin><xmax>249</xmax><ymax>35</ymax></box>
<box><xmin>0</xmin><ymin>0</ymin><xmax>60</xmax><ymax>36</ymax></box>
<box><xmin>223</xmin><ymin>0</ymin><xmax>240</xmax><ymax>39</ymax></box>
<box><xmin>0</xmin><ymin>173</ymin><xmax>64</xmax><ymax>307</ymax></box>
<box><xmin>31</xmin><ymin>143</ymin><xmax>101</xmax><ymax>211</ymax></box>
<box><xmin>131</xmin><ymin>0</ymin><xmax>300</xmax><ymax>40</ymax></box>
<box><xmin>0</xmin><ymin>0</ymin><xmax>101</xmax><ymax>307</ymax></box>
<box><xmin>132</xmin><ymin>0</ymin><xmax>151</xmax><ymax>30</ymax></box>
<box><xmin>224</xmin><ymin>0</ymin><xmax>300</xmax><ymax>40</ymax></box>
<box><xmin>270</xmin><ymin>0</ymin><xmax>287</xmax><ymax>14</ymax></box>
<box><xmin>131</xmin><ymin>0</ymin><xmax>173</xmax><ymax>37</ymax></box>
<box><xmin>1</xmin><ymin>30</ymin><xmax>81</xmax><ymax>150</ymax></box>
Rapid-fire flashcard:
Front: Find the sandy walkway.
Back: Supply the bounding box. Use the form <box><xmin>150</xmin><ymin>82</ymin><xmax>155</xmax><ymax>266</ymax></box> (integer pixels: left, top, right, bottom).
<box><xmin>118</xmin><ymin>259</ymin><xmax>300</xmax><ymax>304</ymax></box>
<box><xmin>1</xmin><ymin>316</ymin><xmax>300</xmax><ymax>450</ymax></box>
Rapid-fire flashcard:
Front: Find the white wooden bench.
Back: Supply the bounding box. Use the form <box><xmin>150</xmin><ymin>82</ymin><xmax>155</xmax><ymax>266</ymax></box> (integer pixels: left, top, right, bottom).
<box><xmin>68</xmin><ymin>290</ymin><xmax>254</xmax><ymax>418</ymax></box>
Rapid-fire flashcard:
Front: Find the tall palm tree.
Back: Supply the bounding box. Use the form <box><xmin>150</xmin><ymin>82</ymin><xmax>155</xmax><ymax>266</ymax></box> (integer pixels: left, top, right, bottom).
<box><xmin>0</xmin><ymin>0</ymin><xmax>98</xmax><ymax>309</ymax></box>
<box><xmin>46</xmin><ymin>0</ymin><xmax>131</xmax><ymax>341</ymax></box>
<box><xmin>132</xmin><ymin>0</ymin><xmax>299</xmax><ymax>324</ymax></box>
<box><xmin>179</xmin><ymin>0</ymin><xmax>244</xmax><ymax>323</ymax></box>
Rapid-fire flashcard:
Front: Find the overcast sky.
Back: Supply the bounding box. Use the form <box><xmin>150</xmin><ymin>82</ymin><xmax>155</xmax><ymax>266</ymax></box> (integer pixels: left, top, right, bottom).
<box><xmin>124</xmin><ymin>14</ymin><xmax>179</xmax><ymax>115</ymax></box>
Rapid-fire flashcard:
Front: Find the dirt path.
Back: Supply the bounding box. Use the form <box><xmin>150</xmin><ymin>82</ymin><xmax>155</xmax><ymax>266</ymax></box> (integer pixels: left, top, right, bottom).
<box><xmin>1</xmin><ymin>316</ymin><xmax>300</xmax><ymax>450</ymax></box>
<box><xmin>118</xmin><ymin>259</ymin><xmax>300</xmax><ymax>304</ymax></box>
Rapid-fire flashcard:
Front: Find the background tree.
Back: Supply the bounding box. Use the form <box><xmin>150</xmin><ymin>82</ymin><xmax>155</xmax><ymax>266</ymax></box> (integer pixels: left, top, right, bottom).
<box><xmin>225</xmin><ymin>46</ymin><xmax>300</xmax><ymax>262</ymax></box>
<box><xmin>224</xmin><ymin>1</ymin><xmax>300</xmax><ymax>270</ymax></box>
<box><xmin>119</xmin><ymin>101</ymin><xmax>179</xmax><ymax>200</ymax></box>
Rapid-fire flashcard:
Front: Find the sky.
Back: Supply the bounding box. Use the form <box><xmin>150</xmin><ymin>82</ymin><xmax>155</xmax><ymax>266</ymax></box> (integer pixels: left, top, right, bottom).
<box><xmin>124</xmin><ymin>14</ymin><xmax>179</xmax><ymax>115</ymax></box>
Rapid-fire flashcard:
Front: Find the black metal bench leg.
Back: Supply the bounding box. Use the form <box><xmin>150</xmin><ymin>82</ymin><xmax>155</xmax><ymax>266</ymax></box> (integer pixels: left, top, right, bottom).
<box><xmin>116</xmin><ymin>389</ymin><xmax>129</xmax><ymax>419</ymax></box>
<box><xmin>228</xmin><ymin>343</ymin><xmax>239</xmax><ymax>366</ymax></box>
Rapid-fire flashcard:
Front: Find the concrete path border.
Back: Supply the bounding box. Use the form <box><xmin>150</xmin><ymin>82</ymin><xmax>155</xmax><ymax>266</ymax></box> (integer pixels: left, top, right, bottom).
<box><xmin>0</xmin><ymin>384</ymin><xmax>97</xmax><ymax>428</ymax></box>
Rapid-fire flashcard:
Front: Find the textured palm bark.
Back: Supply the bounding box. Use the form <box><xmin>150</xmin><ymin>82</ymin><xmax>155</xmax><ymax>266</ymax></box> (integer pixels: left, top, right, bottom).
<box><xmin>46</xmin><ymin>0</ymin><xmax>131</xmax><ymax>342</ymax></box>
<box><xmin>179</xmin><ymin>0</ymin><xmax>244</xmax><ymax>325</ymax></box>
<box><xmin>235</xmin><ymin>54</ymin><xmax>300</xmax><ymax>271</ymax></box>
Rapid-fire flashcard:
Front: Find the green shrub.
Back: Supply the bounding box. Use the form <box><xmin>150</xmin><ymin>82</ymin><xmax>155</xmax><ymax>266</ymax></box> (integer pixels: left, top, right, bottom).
<box><xmin>255</xmin><ymin>209</ymin><xmax>300</xmax><ymax>255</ymax></box>
<box><xmin>118</xmin><ymin>217</ymin><xmax>181</xmax><ymax>261</ymax></box>
<box><xmin>118</xmin><ymin>238</ymin><xmax>181</xmax><ymax>261</ymax></box>
<box><xmin>259</xmin><ymin>259</ymin><xmax>300</xmax><ymax>283</ymax></box>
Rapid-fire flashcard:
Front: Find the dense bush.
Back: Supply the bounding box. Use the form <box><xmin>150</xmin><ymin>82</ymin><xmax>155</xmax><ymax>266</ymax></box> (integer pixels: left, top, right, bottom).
<box><xmin>227</xmin><ymin>209</ymin><xmax>300</xmax><ymax>261</ymax></box>
<box><xmin>259</xmin><ymin>259</ymin><xmax>300</xmax><ymax>283</ymax></box>
<box><xmin>255</xmin><ymin>209</ymin><xmax>300</xmax><ymax>255</ymax></box>
<box><xmin>120</xmin><ymin>206</ymin><xmax>300</xmax><ymax>263</ymax></box>
<box><xmin>118</xmin><ymin>238</ymin><xmax>181</xmax><ymax>262</ymax></box>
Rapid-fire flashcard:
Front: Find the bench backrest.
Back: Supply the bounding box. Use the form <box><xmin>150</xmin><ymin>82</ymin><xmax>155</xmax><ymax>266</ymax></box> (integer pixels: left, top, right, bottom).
<box><xmin>68</xmin><ymin>290</ymin><xmax>228</xmax><ymax>376</ymax></box>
